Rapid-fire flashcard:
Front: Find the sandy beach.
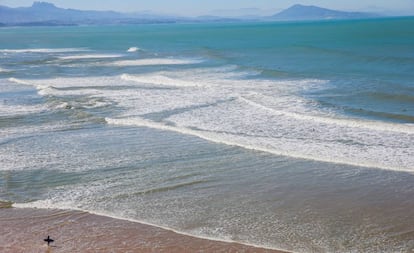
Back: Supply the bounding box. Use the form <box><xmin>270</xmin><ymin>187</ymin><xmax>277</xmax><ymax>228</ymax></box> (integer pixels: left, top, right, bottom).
<box><xmin>0</xmin><ymin>207</ymin><xmax>288</xmax><ymax>253</ymax></box>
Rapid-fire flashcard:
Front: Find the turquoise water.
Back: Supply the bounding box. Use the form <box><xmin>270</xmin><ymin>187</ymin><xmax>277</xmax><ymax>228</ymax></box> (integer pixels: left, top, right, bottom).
<box><xmin>1</xmin><ymin>18</ymin><xmax>414</xmax><ymax>252</ymax></box>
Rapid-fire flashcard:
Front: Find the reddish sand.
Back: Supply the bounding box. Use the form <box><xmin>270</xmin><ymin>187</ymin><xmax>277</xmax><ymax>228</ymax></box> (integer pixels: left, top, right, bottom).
<box><xmin>0</xmin><ymin>208</ymin><xmax>289</xmax><ymax>253</ymax></box>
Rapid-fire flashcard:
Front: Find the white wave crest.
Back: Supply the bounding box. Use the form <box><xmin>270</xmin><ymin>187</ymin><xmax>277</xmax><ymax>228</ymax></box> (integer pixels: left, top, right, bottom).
<box><xmin>106</xmin><ymin>114</ymin><xmax>414</xmax><ymax>172</ymax></box>
<box><xmin>0</xmin><ymin>103</ymin><xmax>46</xmax><ymax>116</ymax></box>
<box><xmin>108</xmin><ymin>58</ymin><xmax>203</xmax><ymax>67</ymax></box>
<box><xmin>0</xmin><ymin>67</ymin><xmax>10</xmax><ymax>73</ymax></box>
<box><xmin>58</xmin><ymin>54</ymin><xmax>123</xmax><ymax>60</ymax></box>
<box><xmin>127</xmin><ymin>47</ymin><xmax>140</xmax><ymax>52</ymax></box>
<box><xmin>0</xmin><ymin>48</ymin><xmax>88</xmax><ymax>53</ymax></box>
<box><xmin>121</xmin><ymin>73</ymin><xmax>199</xmax><ymax>87</ymax></box>
<box><xmin>7</xmin><ymin>65</ymin><xmax>413</xmax><ymax>172</ymax></box>
<box><xmin>8</xmin><ymin>77</ymin><xmax>30</xmax><ymax>85</ymax></box>
<box><xmin>239</xmin><ymin>96</ymin><xmax>414</xmax><ymax>134</ymax></box>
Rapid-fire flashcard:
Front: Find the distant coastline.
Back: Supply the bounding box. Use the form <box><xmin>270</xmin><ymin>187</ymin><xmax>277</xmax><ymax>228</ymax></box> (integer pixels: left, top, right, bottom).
<box><xmin>0</xmin><ymin>1</ymin><xmax>387</xmax><ymax>27</ymax></box>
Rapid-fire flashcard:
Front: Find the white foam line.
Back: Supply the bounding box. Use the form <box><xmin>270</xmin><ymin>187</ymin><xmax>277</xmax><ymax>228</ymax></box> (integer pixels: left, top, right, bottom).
<box><xmin>8</xmin><ymin>77</ymin><xmax>30</xmax><ymax>85</ymax></box>
<box><xmin>239</xmin><ymin>97</ymin><xmax>414</xmax><ymax>134</ymax></box>
<box><xmin>12</xmin><ymin>203</ymin><xmax>289</xmax><ymax>253</ymax></box>
<box><xmin>108</xmin><ymin>58</ymin><xmax>203</xmax><ymax>67</ymax></box>
<box><xmin>8</xmin><ymin>77</ymin><xmax>54</xmax><ymax>93</ymax></box>
<box><xmin>58</xmin><ymin>54</ymin><xmax>124</xmax><ymax>60</ymax></box>
<box><xmin>0</xmin><ymin>48</ymin><xmax>89</xmax><ymax>53</ymax></box>
<box><xmin>0</xmin><ymin>67</ymin><xmax>9</xmax><ymax>73</ymax></box>
<box><xmin>121</xmin><ymin>73</ymin><xmax>199</xmax><ymax>87</ymax></box>
<box><xmin>105</xmin><ymin>117</ymin><xmax>411</xmax><ymax>172</ymax></box>
<box><xmin>0</xmin><ymin>103</ymin><xmax>46</xmax><ymax>116</ymax></box>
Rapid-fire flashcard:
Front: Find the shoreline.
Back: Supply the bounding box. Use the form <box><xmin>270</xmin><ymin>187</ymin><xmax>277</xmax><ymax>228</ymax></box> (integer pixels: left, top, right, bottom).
<box><xmin>0</xmin><ymin>207</ymin><xmax>290</xmax><ymax>253</ymax></box>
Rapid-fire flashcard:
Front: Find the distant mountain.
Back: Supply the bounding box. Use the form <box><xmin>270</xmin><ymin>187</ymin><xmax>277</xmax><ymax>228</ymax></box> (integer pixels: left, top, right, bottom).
<box><xmin>272</xmin><ymin>4</ymin><xmax>379</xmax><ymax>20</ymax></box>
<box><xmin>0</xmin><ymin>1</ymin><xmax>178</xmax><ymax>26</ymax></box>
<box><xmin>0</xmin><ymin>2</ymin><xmax>383</xmax><ymax>26</ymax></box>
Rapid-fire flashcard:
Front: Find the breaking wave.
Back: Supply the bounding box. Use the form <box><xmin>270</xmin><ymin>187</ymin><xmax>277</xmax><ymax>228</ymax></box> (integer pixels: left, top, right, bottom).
<box><xmin>6</xmin><ymin>63</ymin><xmax>414</xmax><ymax>172</ymax></box>
<box><xmin>127</xmin><ymin>47</ymin><xmax>140</xmax><ymax>52</ymax></box>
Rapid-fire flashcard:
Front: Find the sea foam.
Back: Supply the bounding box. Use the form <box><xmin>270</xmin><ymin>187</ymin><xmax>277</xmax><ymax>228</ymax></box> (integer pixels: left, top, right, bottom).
<box><xmin>7</xmin><ymin>65</ymin><xmax>413</xmax><ymax>172</ymax></box>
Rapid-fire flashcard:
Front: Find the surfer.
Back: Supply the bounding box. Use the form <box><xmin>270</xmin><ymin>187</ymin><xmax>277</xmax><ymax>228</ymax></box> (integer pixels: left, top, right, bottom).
<box><xmin>44</xmin><ymin>236</ymin><xmax>54</xmax><ymax>246</ymax></box>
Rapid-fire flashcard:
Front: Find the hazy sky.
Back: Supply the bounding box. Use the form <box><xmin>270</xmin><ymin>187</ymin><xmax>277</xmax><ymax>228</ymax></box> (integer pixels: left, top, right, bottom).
<box><xmin>0</xmin><ymin>0</ymin><xmax>413</xmax><ymax>16</ymax></box>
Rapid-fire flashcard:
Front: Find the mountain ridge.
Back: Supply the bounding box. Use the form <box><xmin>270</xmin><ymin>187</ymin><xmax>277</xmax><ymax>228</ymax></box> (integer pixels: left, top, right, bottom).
<box><xmin>0</xmin><ymin>2</ymin><xmax>383</xmax><ymax>26</ymax></box>
<box><xmin>272</xmin><ymin>4</ymin><xmax>379</xmax><ymax>20</ymax></box>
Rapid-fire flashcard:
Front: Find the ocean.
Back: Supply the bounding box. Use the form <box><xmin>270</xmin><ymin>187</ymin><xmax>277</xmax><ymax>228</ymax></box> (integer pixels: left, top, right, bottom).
<box><xmin>1</xmin><ymin>17</ymin><xmax>414</xmax><ymax>252</ymax></box>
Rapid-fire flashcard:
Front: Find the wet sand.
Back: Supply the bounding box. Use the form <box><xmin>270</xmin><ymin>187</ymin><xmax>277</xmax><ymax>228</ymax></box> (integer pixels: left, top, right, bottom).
<box><xmin>0</xmin><ymin>207</ymin><xmax>288</xmax><ymax>253</ymax></box>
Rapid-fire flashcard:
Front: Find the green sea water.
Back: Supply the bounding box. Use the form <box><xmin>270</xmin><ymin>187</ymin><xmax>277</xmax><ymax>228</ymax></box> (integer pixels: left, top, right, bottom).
<box><xmin>1</xmin><ymin>17</ymin><xmax>414</xmax><ymax>252</ymax></box>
